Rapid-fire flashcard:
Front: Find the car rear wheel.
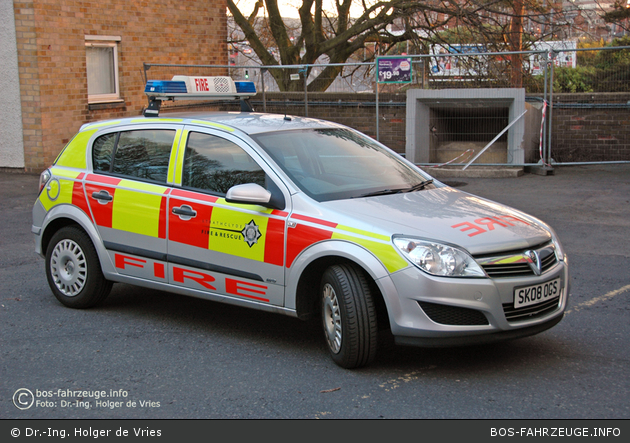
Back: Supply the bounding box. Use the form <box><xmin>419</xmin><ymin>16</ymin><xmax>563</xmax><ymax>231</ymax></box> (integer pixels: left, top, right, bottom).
<box><xmin>46</xmin><ymin>226</ymin><xmax>112</xmax><ymax>308</ymax></box>
<box><xmin>320</xmin><ymin>263</ymin><xmax>377</xmax><ymax>369</ymax></box>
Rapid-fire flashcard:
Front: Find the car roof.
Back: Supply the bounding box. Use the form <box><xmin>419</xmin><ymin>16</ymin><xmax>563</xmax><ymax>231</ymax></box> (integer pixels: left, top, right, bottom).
<box><xmin>80</xmin><ymin>112</ymin><xmax>342</xmax><ymax>136</ymax></box>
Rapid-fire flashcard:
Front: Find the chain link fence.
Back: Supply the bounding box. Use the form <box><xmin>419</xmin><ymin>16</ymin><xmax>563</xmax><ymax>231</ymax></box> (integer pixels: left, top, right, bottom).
<box><xmin>144</xmin><ymin>45</ymin><xmax>630</xmax><ymax>168</ymax></box>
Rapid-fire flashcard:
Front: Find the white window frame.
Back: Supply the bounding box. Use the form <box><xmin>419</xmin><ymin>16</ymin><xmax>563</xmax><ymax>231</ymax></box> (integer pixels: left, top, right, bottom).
<box><xmin>85</xmin><ymin>36</ymin><xmax>122</xmax><ymax>104</ymax></box>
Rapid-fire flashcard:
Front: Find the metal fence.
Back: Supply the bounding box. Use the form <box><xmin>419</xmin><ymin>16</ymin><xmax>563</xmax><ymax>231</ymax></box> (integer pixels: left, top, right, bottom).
<box><xmin>143</xmin><ymin>45</ymin><xmax>630</xmax><ymax>168</ymax></box>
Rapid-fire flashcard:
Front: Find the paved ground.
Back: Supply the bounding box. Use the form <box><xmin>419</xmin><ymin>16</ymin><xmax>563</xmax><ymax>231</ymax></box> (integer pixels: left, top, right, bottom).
<box><xmin>1</xmin><ymin>165</ymin><xmax>629</xmax><ymax>419</ymax></box>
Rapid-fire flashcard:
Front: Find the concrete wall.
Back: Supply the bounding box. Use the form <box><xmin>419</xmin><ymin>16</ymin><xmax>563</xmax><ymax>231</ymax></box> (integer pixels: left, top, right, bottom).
<box><xmin>405</xmin><ymin>88</ymin><xmax>527</xmax><ymax>165</ymax></box>
<box><xmin>0</xmin><ymin>1</ymin><xmax>25</xmax><ymax>169</ymax></box>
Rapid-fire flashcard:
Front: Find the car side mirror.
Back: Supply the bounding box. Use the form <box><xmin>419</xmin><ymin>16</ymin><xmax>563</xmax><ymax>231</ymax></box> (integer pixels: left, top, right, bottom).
<box><xmin>225</xmin><ymin>183</ymin><xmax>272</xmax><ymax>207</ymax></box>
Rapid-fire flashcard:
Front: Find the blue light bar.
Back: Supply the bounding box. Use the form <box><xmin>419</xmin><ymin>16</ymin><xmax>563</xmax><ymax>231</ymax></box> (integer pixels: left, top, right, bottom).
<box><xmin>145</xmin><ymin>80</ymin><xmax>188</xmax><ymax>94</ymax></box>
<box><xmin>144</xmin><ymin>76</ymin><xmax>257</xmax><ymax>117</ymax></box>
<box><xmin>234</xmin><ymin>81</ymin><xmax>256</xmax><ymax>94</ymax></box>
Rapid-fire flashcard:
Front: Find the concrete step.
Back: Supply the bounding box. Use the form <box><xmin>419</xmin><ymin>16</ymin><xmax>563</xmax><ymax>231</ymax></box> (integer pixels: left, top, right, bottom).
<box><xmin>433</xmin><ymin>141</ymin><xmax>508</xmax><ymax>164</ymax></box>
<box><xmin>420</xmin><ymin>166</ymin><xmax>525</xmax><ymax>178</ymax></box>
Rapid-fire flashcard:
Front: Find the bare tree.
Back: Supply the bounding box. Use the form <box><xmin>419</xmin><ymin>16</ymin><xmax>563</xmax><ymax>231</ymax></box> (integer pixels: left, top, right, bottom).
<box><xmin>227</xmin><ymin>0</ymin><xmax>568</xmax><ymax>91</ymax></box>
<box><xmin>602</xmin><ymin>1</ymin><xmax>630</xmax><ymax>34</ymax></box>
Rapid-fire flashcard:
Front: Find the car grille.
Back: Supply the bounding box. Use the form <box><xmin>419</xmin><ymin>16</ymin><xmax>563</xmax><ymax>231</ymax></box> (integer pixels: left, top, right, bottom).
<box><xmin>418</xmin><ymin>301</ymin><xmax>489</xmax><ymax>326</ymax></box>
<box><xmin>503</xmin><ymin>297</ymin><xmax>561</xmax><ymax>322</ymax></box>
<box><xmin>476</xmin><ymin>243</ymin><xmax>558</xmax><ymax>278</ymax></box>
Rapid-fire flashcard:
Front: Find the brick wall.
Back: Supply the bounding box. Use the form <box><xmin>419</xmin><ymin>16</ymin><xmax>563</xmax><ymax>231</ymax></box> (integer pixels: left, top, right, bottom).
<box><xmin>248</xmin><ymin>92</ymin><xmax>408</xmax><ymax>154</ymax></box>
<box><xmin>171</xmin><ymin>89</ymin><xmax>629</xmax><ymax>164</ymax></box>
<box><xmin>14</xmin><ymin>0</ymin><xmax>227</xmax><ymax>172</ymax></box>
<box><xmin>245</xmin><ymin>92</ymin><xmax>630</xmax><ymax>163</ymax></box>
<box><xmin>550</xmin><ymin>93</ymin><xmax>630</xmax><ymax>163</ymax></box>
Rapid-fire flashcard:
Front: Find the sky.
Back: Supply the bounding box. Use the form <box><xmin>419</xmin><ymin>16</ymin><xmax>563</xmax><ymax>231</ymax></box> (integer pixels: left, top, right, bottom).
<box><xmin>230</xmin><ymin>0</ymin><xmax>369</xmax><ymax>19</ymax></box>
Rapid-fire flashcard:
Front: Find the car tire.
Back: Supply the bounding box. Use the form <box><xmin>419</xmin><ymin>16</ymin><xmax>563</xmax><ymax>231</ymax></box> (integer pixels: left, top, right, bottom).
<box><xmin>45</xmin><ymin>226</ymin><xmax>112</xmax><ymax>309</ymax></box>
<box><xmin>320</xmin><ymin>263</ymin><xmax>378</xmax><ymax>369</ymax></box>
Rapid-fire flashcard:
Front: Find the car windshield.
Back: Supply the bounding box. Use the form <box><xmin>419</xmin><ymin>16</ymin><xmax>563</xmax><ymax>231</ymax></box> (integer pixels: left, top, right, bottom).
<box><xmin>252</xmin><ymin>128</ymin><xmax>435</xmax><ymax>202</ymax></box>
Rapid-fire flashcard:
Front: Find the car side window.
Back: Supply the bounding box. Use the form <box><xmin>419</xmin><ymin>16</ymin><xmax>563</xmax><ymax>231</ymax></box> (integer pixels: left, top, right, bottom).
<box><xmin>92</xmin><ymin>129</ymin><xmax>175</xmax><ymax>184</ymax></box>
<box><xmin>92</xmin><ymin>133</ymin><xmax>117</xmax><ymax>173</ymax></box>
<box><xmin>182</xmin><ymin>132</ymin><xmax>266</xmax><ymax>195</ymax></box>
<box><xmin>112</xmin><ymin>130</ymin><xmax>174</xmax><ymax>183</ymax></box>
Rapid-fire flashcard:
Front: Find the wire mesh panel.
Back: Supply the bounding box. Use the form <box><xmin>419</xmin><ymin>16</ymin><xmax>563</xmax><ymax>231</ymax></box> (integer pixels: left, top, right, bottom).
<box><xmin>144</xmin><ymin>45</ymin><xmax>630</xmax><ymax>165</ymax></box>
<box><xmin>428</xmin><ymin>106</ymin><xmax>510</xmax><ymax>165</ymax></box>
<box><xmin>548</xmin><ymin>47</ymin><xmax>630</xmax><ymax>163</ymax></box>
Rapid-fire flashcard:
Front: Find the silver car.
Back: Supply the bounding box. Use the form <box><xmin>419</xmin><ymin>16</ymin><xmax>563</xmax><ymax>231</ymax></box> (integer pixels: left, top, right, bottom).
<box><xmin>33</xmin><ymin>78</ymin><xmax>569</xmax><ymax>369</ymax></box>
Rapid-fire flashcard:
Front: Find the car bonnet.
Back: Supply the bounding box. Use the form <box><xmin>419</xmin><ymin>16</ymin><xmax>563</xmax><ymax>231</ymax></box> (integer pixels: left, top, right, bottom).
<box><xmin>323</xmin><ymin>186</ymin><xmax>551</xmax><ymax>256</ymax></box>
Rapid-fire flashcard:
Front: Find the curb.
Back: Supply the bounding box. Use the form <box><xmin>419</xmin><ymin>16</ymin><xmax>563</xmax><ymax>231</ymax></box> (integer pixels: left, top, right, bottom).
<box><xmin>419</xmin><ymin>167</ymin><xmax>525</xmax><ymax>179</ymax></box>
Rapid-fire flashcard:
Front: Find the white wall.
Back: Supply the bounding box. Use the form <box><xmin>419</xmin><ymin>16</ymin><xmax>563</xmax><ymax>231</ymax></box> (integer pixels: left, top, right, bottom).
<box><xmin>0</xmin><ymin>0</ymin><xmax>25</xmax><ymax>169</ymax></box>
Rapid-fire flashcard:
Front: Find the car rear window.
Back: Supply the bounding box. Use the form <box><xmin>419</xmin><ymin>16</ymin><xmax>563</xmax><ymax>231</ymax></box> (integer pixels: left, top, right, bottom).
<box><xmin>92</xmin><ymin>129</ymin><xmax>175</xmax><ymax>184</ymax></box>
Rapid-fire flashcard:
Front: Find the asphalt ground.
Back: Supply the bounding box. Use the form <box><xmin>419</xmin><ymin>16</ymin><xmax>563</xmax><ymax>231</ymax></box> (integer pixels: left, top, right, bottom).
<box><xmin>1</xmin><ymin>164</ymin><xmax>629</xmax><ymax>420</ymax></box>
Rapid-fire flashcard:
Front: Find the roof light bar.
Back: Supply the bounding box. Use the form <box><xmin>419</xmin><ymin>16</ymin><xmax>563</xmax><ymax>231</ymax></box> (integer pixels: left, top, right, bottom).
<box><xmin>145</xmin><ymin>76</ymin><xmax>256</xmax><ymax>101</ymax></box>
<box><xmin>144</xmin><ymin>75</ymin><xmax>257</xmax><ymax>117</ymax></box>
<box><xmin>234</xmin><ymin>81</ymin><xmax>257</xmax><ymax>94</ymax></box>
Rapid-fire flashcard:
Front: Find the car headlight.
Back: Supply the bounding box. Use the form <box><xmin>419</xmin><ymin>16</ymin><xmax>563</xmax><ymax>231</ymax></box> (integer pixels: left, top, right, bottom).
<box><xmin>549</xmin><ymin>230</ymin><xmax>566</xmax><ymax>262</ymax></box>
<box><xmin>38</xmin><ymin>168</ymin><xmax>51</xmax><ymax>194</ymax></box>
<box><xmin>393</xmin><ymin>237</ymin><xmax>487</xmax><ymax>278</ymax></box>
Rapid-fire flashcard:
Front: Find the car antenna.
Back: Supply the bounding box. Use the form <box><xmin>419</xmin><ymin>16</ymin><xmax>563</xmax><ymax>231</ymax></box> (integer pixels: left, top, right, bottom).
<box><xmin>283</xmin><ymin>96</ymin><xmax>291</xmax><ymax>121</ymax></box>
<box><xmin>240</xmin><ymin>99</ymin><xmax>254</xmax><ymax>112</ymax></box>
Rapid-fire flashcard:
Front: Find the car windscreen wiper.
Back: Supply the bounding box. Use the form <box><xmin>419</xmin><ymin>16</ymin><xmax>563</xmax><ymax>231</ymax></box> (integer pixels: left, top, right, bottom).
<box><xmin>355</xmin><ymin>188</ymin><xmax>408</xmax><ymax>198</ymax></box>
<box><xmin>403</xmin><ymin>179</ymin><xmax>434</xmax><ymax>193</ymax></box>
<box><xmin>355</xmin><ymin>180</ymin><xmax>434</xmax><ymax>198</ymax></box>
<box><xmin>355</xmin><ymin>180</ymin><xmax>432</xmax><ymax>198</ymax></box>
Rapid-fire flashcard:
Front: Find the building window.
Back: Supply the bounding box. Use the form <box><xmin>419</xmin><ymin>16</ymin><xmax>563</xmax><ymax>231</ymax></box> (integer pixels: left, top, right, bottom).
<box><xmin>85</xmin><ymin>36</ymin><xmax>121</xmax><ymax>103</ymax></box>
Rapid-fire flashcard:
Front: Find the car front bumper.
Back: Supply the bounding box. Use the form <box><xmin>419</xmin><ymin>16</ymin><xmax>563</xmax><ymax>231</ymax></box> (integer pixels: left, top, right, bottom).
<box><xmin>381</xmin><ymin>258</ymin><xmax>570</xmax><ymax>346</ymax></box>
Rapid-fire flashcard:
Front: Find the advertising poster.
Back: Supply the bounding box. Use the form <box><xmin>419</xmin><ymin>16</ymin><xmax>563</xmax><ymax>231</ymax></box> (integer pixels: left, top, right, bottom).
<box><xmin>377</xmin><ymin>57</ymin><xmax>413</xmax><ymax>83</ymax></box>
<box><xmin>528</xmin><ymin>41</ymin><xmax>578</xmax><ymax>76</ymax></box>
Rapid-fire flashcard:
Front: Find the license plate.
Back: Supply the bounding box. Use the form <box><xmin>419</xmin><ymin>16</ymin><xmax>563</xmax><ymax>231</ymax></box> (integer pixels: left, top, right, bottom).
<box><xmin>514</xmin><ymin>278</ymin><xmax>561</xmax><ymax>309</ymax></box>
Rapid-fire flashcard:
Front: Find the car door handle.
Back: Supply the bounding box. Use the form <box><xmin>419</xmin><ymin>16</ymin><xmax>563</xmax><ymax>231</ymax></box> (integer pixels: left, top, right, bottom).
<box><xmin>91</xmin><ymin>190</ymin><xmax>113</xmax><ymax>204</ymax></box>
<box><xmin>172</xmin><ymin>205</ymin><xmax>197</xmax><ymax>220</ymax></box>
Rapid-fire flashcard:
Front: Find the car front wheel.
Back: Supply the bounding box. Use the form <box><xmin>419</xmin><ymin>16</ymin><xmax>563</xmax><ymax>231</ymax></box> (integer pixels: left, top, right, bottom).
<box><xmin>45</xmin><ymin>226</ymin><xmax>112</xmax><ymax>308</ymax></box>
<box><xmin>320</xmin><ymin>263</ymin><xmax>377</xmax><ymax>369</ymax></box>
